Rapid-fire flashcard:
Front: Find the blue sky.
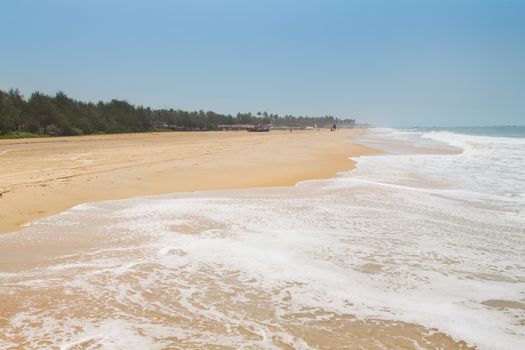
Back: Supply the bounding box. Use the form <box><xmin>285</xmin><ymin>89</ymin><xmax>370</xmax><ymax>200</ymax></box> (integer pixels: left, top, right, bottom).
<box><xmin>1</xmin><ymin>0</ymin><xmax>524</xmax><ymax>126</ymax></box>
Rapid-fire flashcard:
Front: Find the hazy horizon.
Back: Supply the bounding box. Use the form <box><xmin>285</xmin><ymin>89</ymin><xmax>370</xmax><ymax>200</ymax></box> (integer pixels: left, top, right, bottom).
<box><xmin>1</xmin><ymin>0</ymin><xmax>524</xmax><ymax>127</ymax></box>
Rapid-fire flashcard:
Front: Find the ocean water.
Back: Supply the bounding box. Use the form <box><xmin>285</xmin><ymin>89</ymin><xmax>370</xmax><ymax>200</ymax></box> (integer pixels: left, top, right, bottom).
<box><xmin>0</xmin><ymin>127</ymin><xmax>524</xmax><ymax>349</ymax></box>
<box><xmin>410</xmin><ymin>126</ymin><xmax>525</xmax><ymax>139</ymax></box>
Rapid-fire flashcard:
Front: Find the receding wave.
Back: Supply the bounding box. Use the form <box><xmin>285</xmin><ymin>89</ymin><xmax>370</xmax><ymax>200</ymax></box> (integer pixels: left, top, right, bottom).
<box><xmin>1</xmin><ymin>128</ymin><xmax>524</xmax><ymax>349</ymax></box>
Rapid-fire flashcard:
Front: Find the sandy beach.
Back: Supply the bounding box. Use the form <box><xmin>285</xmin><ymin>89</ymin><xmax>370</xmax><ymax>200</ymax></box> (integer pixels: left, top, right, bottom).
<box><xmin>0</xmin><ymin>129</ymin><xmax>374</xmax><ymax>234</ymax></box>
<box><xmin>2</xmin><ymin>128</ymin><xmax>521</xmax><ymax>349</ymax></box>
<box><xmin>3</xmin><ymin>1</ymin><xmax>523</xmax><ymax>347</ymax></box>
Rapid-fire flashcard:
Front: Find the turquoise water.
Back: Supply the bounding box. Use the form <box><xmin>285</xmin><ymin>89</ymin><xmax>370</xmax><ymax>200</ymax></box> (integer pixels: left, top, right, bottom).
<box><xmin>408</xmin><ymin>126</ymin><xmax>525</xmax><ymax>138</ymax></box>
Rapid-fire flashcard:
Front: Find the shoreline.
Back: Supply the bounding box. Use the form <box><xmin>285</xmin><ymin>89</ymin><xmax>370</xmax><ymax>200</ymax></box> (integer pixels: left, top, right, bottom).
<box><xmin>0</xmin><ymin>129</ymin><xmax>378</xmax><ymax>234</ymax></box>
<box><xmin>2</xmin><ymin>127</ymin><xmax>520</xmax><ymax>349</ymax></box>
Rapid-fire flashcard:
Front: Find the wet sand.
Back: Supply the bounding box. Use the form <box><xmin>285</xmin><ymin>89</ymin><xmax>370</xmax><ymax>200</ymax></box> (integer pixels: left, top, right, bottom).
<box><xmin>0</xmin><ymin>129</ymin><xmax>374</xmax><ymax>234</ymax></box>
<box><xmin>0</xmin><ymin>183</ymin><xmax>475</xmax><ymax>349</ymax></box>
<box><xmin>0</xmin><ymin>129</ymin><xmax>482</xmax><ymax>349</ymax></box>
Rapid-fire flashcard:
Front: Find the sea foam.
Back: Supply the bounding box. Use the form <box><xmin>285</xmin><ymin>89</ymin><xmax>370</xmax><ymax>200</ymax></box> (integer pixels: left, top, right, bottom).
<box><xmin>1</xmin><ymin>128</ymin><xmax>524</xmax><ymax>349</ymax></box>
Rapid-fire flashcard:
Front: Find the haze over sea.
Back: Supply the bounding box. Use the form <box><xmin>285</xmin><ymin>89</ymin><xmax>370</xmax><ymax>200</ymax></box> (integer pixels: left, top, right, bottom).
<box><xmin>1</xmin><ymin>126</ymin><xmax>523</xmax><ymax>349</ymax></box>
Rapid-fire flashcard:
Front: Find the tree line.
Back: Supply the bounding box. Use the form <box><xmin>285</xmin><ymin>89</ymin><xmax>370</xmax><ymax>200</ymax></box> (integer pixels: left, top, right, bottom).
<box><xmin>0</xmin><ymin>89</ymin><xmax>354</xmax><ymax>137</ymax></box>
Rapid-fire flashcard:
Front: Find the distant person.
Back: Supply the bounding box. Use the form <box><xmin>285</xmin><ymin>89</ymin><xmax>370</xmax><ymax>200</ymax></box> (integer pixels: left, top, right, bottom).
<box><xmin>333</xmin><ymin>123</ymin><xmax>337</xmax><ymax>131</ymax></box>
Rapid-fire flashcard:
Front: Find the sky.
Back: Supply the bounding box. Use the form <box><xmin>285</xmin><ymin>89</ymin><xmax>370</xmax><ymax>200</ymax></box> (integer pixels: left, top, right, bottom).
<box><xmin>1</xmin><ymin>0</ymin><xmax>524</xmax><ymax>127</ymax></box>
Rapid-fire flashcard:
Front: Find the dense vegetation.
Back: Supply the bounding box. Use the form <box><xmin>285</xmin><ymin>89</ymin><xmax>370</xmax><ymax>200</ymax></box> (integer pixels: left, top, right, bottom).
<box><xmin>0</xmin><ymin>89</ymin><xmax>354</xmax><ymax>137</ymax></box>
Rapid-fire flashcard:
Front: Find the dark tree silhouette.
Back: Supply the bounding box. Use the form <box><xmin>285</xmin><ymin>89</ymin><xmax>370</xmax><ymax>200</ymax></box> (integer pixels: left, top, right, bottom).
<box><xmin>0</xmin><ymin>88</ymin><xmax>355</xmax><ymax>137</ymax></box>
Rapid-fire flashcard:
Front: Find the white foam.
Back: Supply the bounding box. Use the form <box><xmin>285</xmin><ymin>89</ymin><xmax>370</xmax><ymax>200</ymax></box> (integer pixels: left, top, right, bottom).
<box><xmin>1</xmin><ymin>128</ymin><xmax>524</xmax><ymax>349</ymax></box>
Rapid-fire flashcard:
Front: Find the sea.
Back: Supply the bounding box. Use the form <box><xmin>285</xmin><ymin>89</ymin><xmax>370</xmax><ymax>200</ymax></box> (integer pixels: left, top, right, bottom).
<box><xmin>0</xmin><ymin>126</ymin><xmax>524</xmax><ymax>349</ymax></box>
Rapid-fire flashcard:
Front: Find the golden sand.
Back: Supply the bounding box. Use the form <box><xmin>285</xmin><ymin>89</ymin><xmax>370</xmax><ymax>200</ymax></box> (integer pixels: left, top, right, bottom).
<box><xmin>0</xmin><ymin>129</ymin><xmax>375</xmax><ymax>234</ymax></box>
<box><xmin>0</xmin><ymin>129</ymin><xmax>478</xmax><ymax>349</ymax></box>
